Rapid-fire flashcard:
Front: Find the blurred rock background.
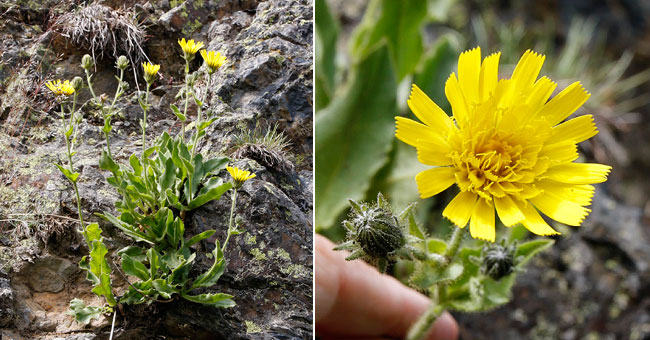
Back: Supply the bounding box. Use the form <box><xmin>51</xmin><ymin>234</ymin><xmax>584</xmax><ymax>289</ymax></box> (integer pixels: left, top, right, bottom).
<box><xmin>317</xmin><ymin>0</ymin><xmax>650</xmax><ymax>339</ymax></box>
<box><xmin>0</xmin><ymin>0</ymin><xmax>313</xmax><ymax>339</ymax></box>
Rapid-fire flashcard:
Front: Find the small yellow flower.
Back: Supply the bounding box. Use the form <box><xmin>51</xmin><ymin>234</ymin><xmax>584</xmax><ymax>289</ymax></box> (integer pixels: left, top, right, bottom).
<box><xmin>227</xmin><ymin>166</ymin><xmax>256</xmax><ymax>188</ymax></box>
<box><xmin>200</xmin><ymin>50</ymin><xmax>227</xmax><ymax>74</ymax></box>
<box><xmin>46</xmin><ymin>79</ymin><xmax>75</xmax><ymax>96</ymax></box>
<box><xmin>142</xmin><ymin>62</ymin><xmax>160</xmax><ymax>85</ymax></box>
<box><xmin>396</xmin><ymin>47</ymin><xmax>611</xmax><ymax>242</ymax></box>
<box><xmin>178</xmin><ymin>38</ymin><xmax>205</xmax><ymax>60</ymax></box>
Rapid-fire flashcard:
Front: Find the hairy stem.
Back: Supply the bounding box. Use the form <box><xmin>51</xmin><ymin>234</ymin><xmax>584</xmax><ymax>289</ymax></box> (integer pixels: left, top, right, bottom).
<box><xmin>84</xmin><ymin>69</ymin><xmax>98</xmax><ymax>103</ymax></box>
<box><xmin>181</xmin><ymin>59</ymin><xmax>190</xmax><ymax>141</ymax></box>
<box><xmin>141</xmin><ymin>83</ymin><xmax>150</xmax><ymax>194</ymax></box>
<box><xmin>109</xmin><ymin>311</ymin><xmax>116</xmax><ymax>340</ymax></box>
<box><xmin>190</xmin><ymin>72</ymin><xmax>210</xmax><ymax>162</ymax></box>
<box><xmin>104</xmin><ymin>68</ymin><xmax>125</xmax><ymax>157</ymax></box>
<box><xmin>60</xmin><ymin>101</ymin><xmax>89</xmax><ymax>246</ymax></box>
<box><xmin>444</xmin><ymin>226</ymin><xmax>464</xmax><ymax>259</ymax></box>
<box><xmin>221</xmin><ymin>189</ymin><xmax>238</xmax><ymax>252</ymax></box>
<box><xmin>405</xmin><ymin>304</ymin><xmax>444</xmax><ymax>340</ymax></box>
<box><xmin>406</xmin><ymin>227</ymin><xmax>465</xmax><ymax>340</ymax></box>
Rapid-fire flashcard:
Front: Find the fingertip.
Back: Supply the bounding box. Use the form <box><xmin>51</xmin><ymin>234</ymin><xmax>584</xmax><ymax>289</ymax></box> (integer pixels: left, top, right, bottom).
<box><xmin>428</xmin><ymin>312</ymin><xmax>459</xmax><ymax>340</ymax></box>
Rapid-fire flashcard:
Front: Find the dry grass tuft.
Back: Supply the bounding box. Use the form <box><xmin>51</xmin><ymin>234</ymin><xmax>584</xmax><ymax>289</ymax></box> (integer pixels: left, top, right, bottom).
<box><xmin>52</xmin><ymin>3</ymin><xmax>147</xmax><ymax>65</ymax></box>
<box><xmin>232</xmin><ymin>123</ymin><xmax>294</xmax><ymax>172</ymax></box>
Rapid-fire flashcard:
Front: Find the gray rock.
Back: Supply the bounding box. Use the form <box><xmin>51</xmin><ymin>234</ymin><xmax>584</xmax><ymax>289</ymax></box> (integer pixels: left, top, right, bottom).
<box><xmin>0</xmin><ymin>273</ymin><xmax>15</xmax><ymax>327</ymax></box>
<box><xmin>14</xmin><ymin>255</ymin><xmax>76</xmax><ymax>293</ymax></box>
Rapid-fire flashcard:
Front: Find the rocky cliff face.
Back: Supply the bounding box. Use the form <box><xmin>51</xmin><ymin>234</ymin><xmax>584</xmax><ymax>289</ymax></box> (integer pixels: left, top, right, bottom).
<box><xmin>0</xmin><ymin>0</ymin><xmax>313</xmax><ymax>339</ymax></box>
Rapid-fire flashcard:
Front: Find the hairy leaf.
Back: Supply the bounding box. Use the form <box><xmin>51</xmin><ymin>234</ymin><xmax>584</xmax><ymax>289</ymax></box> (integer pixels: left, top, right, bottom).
<box><xmin>121</xmin><ymin>254</ymin><xmax>150</xmax><ymax>281</ymax></box>
<box><xmin>315</xmin><ymin>43</ymin><xmax>397</xmax><ymax>231</ymax></box>
<box><xmin>67</xmin><ymin>298</ymin><xmax>103</xmax><ymax>324</ymax></box>
<box><xmin>181</xmin><ymin>292</ymin><xmax>236</xmax><ymax>307</ymax></box>
<box><xmin>191</xmin><ymin>240</ymin><xmax>226</xmax><ymax>289</ymax></box>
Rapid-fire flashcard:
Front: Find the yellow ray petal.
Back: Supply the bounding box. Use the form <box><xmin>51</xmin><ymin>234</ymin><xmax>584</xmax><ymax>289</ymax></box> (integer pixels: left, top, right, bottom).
<box><xmin>395</xmin><ymin>116</ymin><xmax>444</xmax><ymax>147</ymax></box>
<box><xmin>407</xmin><ymin>84</ymin><xmax>453</xmax><ymax>133</ymax></box>
<box><xmin>538</xmin><ymin>81</ymin><xmax>590</xmax><ymax>126</ymax></box>
<box><xmin>544</xmin><ymin>163</ymin><xmax>611</xmax><ymax>184</ymax></box>
<box><xmin>529</xmin><ymin>190</ymin><xmax>590</xmax><ymax>226</ymax></box>
<box><xmin>458</xmin><ymin>47</ymin><xmax>481</xmax><ymax>105</ymax></box>
<box><xmin>470</xmin><ymin>198</ymin><xmax>495</xmax><ymax>242</ymax></box>
<box><xmin>511</xmin><ymin>50</ymin><xmax>545</xmax><ymax>95</ymax></box>
<box><xmin>479</xmin><ymin>52</ymin><xmax>500</xmax><ymax>102</ymax></box>
<box><xmin>442</xmin><ymin>191</ymin><xmax>478</xmax><ymax>228</ymax></box>
<box><xmin>445</xmin><ymin>73</ymin><xmax>469</xmax><ymax>127</ymax></box>
<box><xmin>515</xmin><ymin>200</ymin><xmax>560</xmax><ymax>236</ymax></box>
<box><xmin>548</xmin><ymin>114</ymin><xmax>598</xmax><ymax>144</ymax></box>
<box><xmin>525</xmin><ymin>76</ymin><xmax>557</xmax><ymax>112</ymax></box>
<box><xmin>415</xmin><ymin>167</ymin><xmax>456</xmax><ymax>198</ymax></box>
<box><xmin>494</xmin><ymin>195</ymin><xmax>525</xmax><ymax>227</ymax></box>
<box><xmin>417</xmin><ymin>138</ymin><xmax>453</xmax><ymax>166</ymax></box>
<box><xmin>538</xmin><ymin>142</ymin><xmax>579</xmax><ymax>165</ymax></box>
<box><xmin>536</xmin><ymin>179</ymin><xmax>595</xmax><ymax>206</ymax></box>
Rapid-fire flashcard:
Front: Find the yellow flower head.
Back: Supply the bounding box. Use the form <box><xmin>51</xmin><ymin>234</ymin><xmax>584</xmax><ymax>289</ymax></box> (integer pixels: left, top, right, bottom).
<box><xmin>227</xmin><ymin>166</ymin><xmax>256</xmax><ymax>188</ymax></box>
<box><xmin>200</xmin><ymin>50</ymin><xmax>227</xmax><ymax>74</ymax></box>
<box><xmin>178</xmin><ymin>38</ymin><xmax>205</xmax><ymax>59</ymax></box>
<box><xmin>142</xmin><ymin>62</ymin><xmax>160</xmax><ymax>84</ymax></box>
<box><xmin>46</xmin><ymin>79</ymin><xmax>75</xmax><ymax>96</ymax></box>
<box><xmin>395</xmin><ymin>47</ymin><xmax>611</xmax><ymax>242</ymax></box>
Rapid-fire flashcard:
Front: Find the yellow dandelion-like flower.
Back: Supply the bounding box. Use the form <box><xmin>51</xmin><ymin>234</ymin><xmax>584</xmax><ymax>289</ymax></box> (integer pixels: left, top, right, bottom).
<box><xmin>200</xmin><ymin>50</ymin><xmax>227</xmax><ymax>74</ymax></box>
<box><xmin>46</xmin><ymin>79</ymin><xmax>75</xmax><ymax>96</ymax></box>
<box><xmin>142</xmin><ymin>62</ymin><xmax>160</xmax><ymax>84</ymax></box>
<box><xmin>178</xmin><ymin>38</ymin><xmax>205</xmax><ymax>59</ymax></box>
<box><xmin>395</xmin><ymin>47</ymin><xmax>611</xmax><ymax>242</ymax></box>
<box><xmin>227</xmin><ymin>166</ymin><xmax>256</xmax><ymax>188</ymax></box>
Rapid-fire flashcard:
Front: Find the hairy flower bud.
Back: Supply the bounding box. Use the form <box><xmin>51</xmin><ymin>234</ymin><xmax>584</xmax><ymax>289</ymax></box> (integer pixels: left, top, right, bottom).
<box><xmin>116</xmin><ymin>55</ymin><xmax>129</xmax><ymax>70</ymax></box>
<box><xmin>71</xmin><ymin>76</ymin><xmax>83</xmax><ymax>92</ymax></box>
<box><xmin>186</xmin><ymin>72</ymin><xmax>199</xmax><ymax>87</ymax></box>
<box><xmin>347</xmin><ymin>197</ymin><xmax>405</xmax><ymax>258</ymax></box>
<box><xmin>481</xmin><ymin>241</ymin><xmax>516</xmax><ymax>280</ymax></box>
<box><xmin>81</xmin><ymin>54</ymin><xmax>94</xmax><ymax>70</ymax></box>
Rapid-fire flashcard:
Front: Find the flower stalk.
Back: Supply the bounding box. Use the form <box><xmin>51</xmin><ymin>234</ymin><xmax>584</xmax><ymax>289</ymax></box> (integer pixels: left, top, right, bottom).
<box><xmin>58</xmin><ymin>96</ymin><xmax>90</xmax><ymax>247</ymax></box>
<box><xmin>141</xmin><ymin>82</ymin><xmax>150</xmax><ymax>191</ymax></box>
<box><xmin>221</xmin><ymin>188</ymin><xmax>238</xmax><ymax>252</ymax></box>
<box><xmin>406</xmin><ymin>227</ymin><xmax>465</xmax><ymax>340</ymax></box>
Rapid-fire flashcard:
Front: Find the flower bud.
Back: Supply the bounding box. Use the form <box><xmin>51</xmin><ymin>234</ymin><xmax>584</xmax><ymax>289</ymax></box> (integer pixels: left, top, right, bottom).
<box><xmin>81</xmin><ymin>54</ymin><xmax>94</xmax><ymax>70</ymax></box>
<box><xmin>71</xmin><ymin>77</ymin><xmax>83</xmax><ymax>92</ymax></box>
<box><xmin>481</xmin><ymin>241</ymin><xmax>516</xmax><ymax>280</ymax></box>
<box><xmin>186</xmin><ymin>72</ymin><xmax>198</xmax><ymax>87</ymax></box>
<box><xmin>116</xmin><ymin>55</ymin><xmax>129</xmax><ymax>70</ymax></box>
<box><xmin>347</xmin><ymin>198</ymin><xmax>405</xmax><ymax>258</ymax></box>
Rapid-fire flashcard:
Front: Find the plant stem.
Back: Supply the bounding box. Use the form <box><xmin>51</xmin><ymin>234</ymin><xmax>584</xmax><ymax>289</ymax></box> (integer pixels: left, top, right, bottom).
<box><xmin>141</xmin><ymin>83</ymin><xmax>150</xmax><ymax>193</ymax></box>
<box><xmin>109</xmin><ymin>311</ymin><xmax>116</xmax><ymax>340</ymax></box>
<box><xmin>181</xmin><ymin>59</ymin><xmax>190</xmax><ymax>141</ymax></box>
<box><xmin>104</xmin><ymin>68</ymin><xmax>124</xmax><ymax>157</ymax></box>
<box><xmin>59</xmin><ymin>102</ymin><xmax>89</xmax><ymax>247</ymax></box>
<box><xmin>84</xmin><ymin>69</ymin><xmax>97</xmax><ymax>102</ymax></box>
<box><xmin>406</xmin><ymin>227</ymin><xmax>465</xmax><ymax>340</ymax></box>
<box><xmin>444</xmin><ymin>226</ymin><xmax>464</xmax><ymax>259</ymax></box>
<box><xmin>405</xmin><ymin>304</ymin><xmax>444</xmax><ymax>340</ymax></box>
<box><xmin>190</xmin><ymin>72</ymin><xmax>210</xmax><ymax>162</ymax></box>
<box><xmin>221</xmin><ymin>188</ymin><xmax>237</xmax><ymax>252</ymax></box>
